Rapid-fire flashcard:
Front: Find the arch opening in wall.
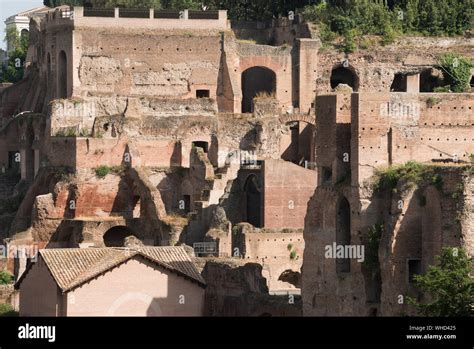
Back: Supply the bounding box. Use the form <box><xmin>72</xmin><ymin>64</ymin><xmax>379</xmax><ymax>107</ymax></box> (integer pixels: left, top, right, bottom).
<box><xmin>281</xmin><ymin>121</ymin><xmax>314</xmax><ymax>167</ymax></box>
<box><xmin>330</xmin><ymin>66</ymin><xmax>359</xmax><ymax>91</ymax></box>
<box><xmin>241</xmin><ymin>66</ymin><xmax>276</xmax><ymax>113</ymax></box>
<box><xmin>58</xmin><ymin>50</ymin><xmax>68</xmax><ymax>99</ymax></box>
<box><xmin>278</xmin><ymin>269</ymin><xmax>301</xmax><ymax>288</ymax></box>
<box><xmin>103</xmin><ymin>226</ymin><xmax>137</xmax><ymax>247</ymax></box>
<box><xmin>192</xmin><ymin>141</ymin><xmax>209</xmax><ymax>153</ymax></box>
<box><xmin>470</xmin><ymin>75</ymin><xmax>474</xmax><ymax>92</ymax></box>
<box><xmin>336</xmin><ymin>197</ymin><xmax>351</xmax><ymax>273</ymax></box>
<box><xmin>243</xmin><ymin>174</ymin><xmax>262</xmax><ymax>228</ymax></box>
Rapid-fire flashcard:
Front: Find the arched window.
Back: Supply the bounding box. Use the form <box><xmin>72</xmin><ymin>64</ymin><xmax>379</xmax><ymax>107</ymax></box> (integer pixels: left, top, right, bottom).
<box><xmin>241</xmin><ymin>67</ymin><xmax>276</xmax><ymax>113</ymax></box>
<box><xmin>57</xmin><ymin>50</ymin><xmax>68</xmax><ymax>98</ymax></box>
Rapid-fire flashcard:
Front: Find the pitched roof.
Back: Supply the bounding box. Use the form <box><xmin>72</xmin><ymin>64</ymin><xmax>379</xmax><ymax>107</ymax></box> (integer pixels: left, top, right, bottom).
<box><xmin>16</xmin><ymin>247</ymin><xmax>206</xmax><ymax>292</ymax></box>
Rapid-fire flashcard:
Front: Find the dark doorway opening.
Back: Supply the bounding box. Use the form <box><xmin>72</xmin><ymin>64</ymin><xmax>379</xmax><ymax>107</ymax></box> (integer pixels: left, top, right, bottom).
<box><xmin>244</xmin><ymin>174</ymin><xmax>262</xmax><ymax>228</ymax></box>
<box><xmin>241</xmin><ymin>67</ymin><xmax>276</xmax><ymax>113</ymax></box>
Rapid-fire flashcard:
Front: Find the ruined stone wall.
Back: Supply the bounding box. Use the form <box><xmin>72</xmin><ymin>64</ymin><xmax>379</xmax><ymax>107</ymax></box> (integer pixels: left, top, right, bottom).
<box><xmin>262</xmin><ymin>159</ymin><xmax>316</xmax><ymax>229</ymax></box>
<box><xmin>315</xmin><ymin>37</ymin><xmax>474</xmax><ymax>95</ymax></box>
<box><xmin>353</xmin><ymin>93</ymin><xmax>474</xmax><ymax>183</ymax></box>
<box><xmin>201</xmin><ymin>258</ymin><xmax>301</xmax><ymax>316</ymax></box>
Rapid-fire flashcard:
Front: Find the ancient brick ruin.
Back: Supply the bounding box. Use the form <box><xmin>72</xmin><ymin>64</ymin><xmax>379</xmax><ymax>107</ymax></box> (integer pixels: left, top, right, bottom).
<box><xmin>0</xmin><ymin>5</ymin><xmax>473</xmax><ymax>317</ymax></box>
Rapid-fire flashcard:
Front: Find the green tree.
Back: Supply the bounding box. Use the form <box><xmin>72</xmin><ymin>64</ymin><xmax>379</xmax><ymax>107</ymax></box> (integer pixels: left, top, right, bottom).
<box><xmin>1</xmin><ymin>28</ymin><xmax>29</xmax><ymax>83</ymax></box>
<box><xmin>408</xmin><ymin>247</ymin><xmax>474</xmax><ymax>317</ymax></box>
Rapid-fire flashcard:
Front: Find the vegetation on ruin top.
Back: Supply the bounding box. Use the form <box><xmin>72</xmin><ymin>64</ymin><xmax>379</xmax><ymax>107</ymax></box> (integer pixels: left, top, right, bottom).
<box><xmin>304</xmin><ymin>0</ymin><xmax>472</xmax><ymax>52</ymax></box>
<box><xmin>372</xmin><ymin>161</ymin><xmax>444</xmax><ymax>192</ymax></box>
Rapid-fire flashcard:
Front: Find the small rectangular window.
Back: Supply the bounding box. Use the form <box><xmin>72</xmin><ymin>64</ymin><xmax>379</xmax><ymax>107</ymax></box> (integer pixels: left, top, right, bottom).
<box><xmin>196</xmin><ymin>90</ymin><xmax>210</xmax><ymax>98</ymax></box>
<box><xmin>408</xmin><ymin>259</ymin><xmax>422</xmax><ymax>283</ymax></box>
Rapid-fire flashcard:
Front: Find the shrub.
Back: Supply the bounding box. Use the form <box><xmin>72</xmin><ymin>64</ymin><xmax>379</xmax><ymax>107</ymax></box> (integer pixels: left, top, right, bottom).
<box><xmin>95</xmin><ymin>166</ymin><xmax>110</xmax><ymax>178</ymax></box>
<box><xmin>0</xmin><ymin>270</ymin><xmax>13</xmax><ymax>285</ymax></box>
<box><xmin>0</xmin><ymin>304</ymin><xmax>18</xmax><ymax>317</ymax></box>
<box><xmin>290</xmin><ymin>250</ymin><xmax>297</xmax><ymax>260</ymax></box>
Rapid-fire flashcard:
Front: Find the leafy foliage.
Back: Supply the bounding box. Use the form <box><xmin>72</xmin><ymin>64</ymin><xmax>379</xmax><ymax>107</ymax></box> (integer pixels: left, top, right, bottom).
<box><xmin>1</xmin><ymin>28</ymin><xmax>29</xmax><ymax>83</ymax></box>
<box><xmin>438</xmin><ymin>53</ymin><xmax>474</xmax><ymax>93</ymax></box>
<box><xmin>0</xmin><ymin>270</ymin><xmax>13</xmax><ymax>285</ymax></box>
<box><xmin>303</xmin><ymin>0</ymin><xmax>473</xmax><ymax>47</ymax></box>
<box><xmin>0</xmin><ymin>303</ymin><xmax>18</xmax><ymax>317</ymax></box>
<box><xmin>408</xmin><ymin>247</ymin><xmax>474</xmax><ymax>317</ymax></box>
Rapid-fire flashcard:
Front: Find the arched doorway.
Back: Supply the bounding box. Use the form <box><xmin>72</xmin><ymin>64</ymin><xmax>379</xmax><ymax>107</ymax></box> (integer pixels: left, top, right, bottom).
<box><xmin>103</xmin><ymin>226</ymin><xmax>137</xmax><ymax>247</ymax></box>
<box><xmin>330</xmin><ymin>66</ymin><xmax>359</xmax><ymax>91</ymax></box>
<box><xmin>58</xmin><ymin>50</ymin><xmax>68</xmax><ymax>98</ymax></box>
<box><xmin>336</xmin><ymin>197</ymin><xmax>351</xmax><ymax>273</ymax></box>
<box><xmin>244</xmin><ymin>174</ymin><xmax>262</xmax><ymax>227</ymax></box>
<box><xmin>241</xmin><ymin>67</ymin><xmax>276</xmax><ymax>113</ymax></box>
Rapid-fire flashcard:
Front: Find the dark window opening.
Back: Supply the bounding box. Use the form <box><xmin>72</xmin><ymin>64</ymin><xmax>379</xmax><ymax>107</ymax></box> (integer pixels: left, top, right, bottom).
<box><xmin>336</xmin><ymin>197</ymin><xmax>351</xmax><ymax>273</ymax></box>
<box><xmin>408</xmin><ymin>259</ymin><xmax>422</xmax><ymax>283</ymax></box>
<box><xmin>8</xmin><ymin>151</ymin><xmax>20</xmax><ymax>173</ymax></box>
<box><xmin>192</xmin><ymin>141</ymin><xmax>209</xmax><ymax>153</ymax></box>
<box><xmin>322</xmin><ymin>166</ymin><xmax>332</xmax><ymax>184</ymax></box>
<box><xmin>196</xmin><ymin>89</ymin><xmax>210</xmax><ymax>98</ymax></box>
<box><xmin>330</xmin><ymin>66</ymin><xmax>359</xmax><ymax>91</ymax></box>
<box><xmin>391</xmin><ymin>73</ymin><xmax>407</xmax><ymax>92</ymax></box>
<box><xmin>420</xmin><ymin>69</ymin><xmax>444</xmax><ymax>92</ymax></box>
<box><xmin>183</xmin><ymin>195</ymin><xmax>191</xmax><ymax>214</ymax></box>
<box><xmin>103</xmin><ymin>226</ymin><xmax>136</xmax><ymax>247</ymax></box>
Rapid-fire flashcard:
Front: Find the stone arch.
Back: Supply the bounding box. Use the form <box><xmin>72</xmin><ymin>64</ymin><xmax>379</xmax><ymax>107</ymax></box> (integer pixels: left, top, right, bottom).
<box><xmin>241</xmin><ymin>66</ymin><xmax>276</xmax><ymax>113</ymax></box>
<box><xmin>57</xmin><ymin>50</ymin><xmax>68</xmax><ymax>98</ymax></box>
<box><xmin>243</xmin><ymin>174</ymin><xmax>262</xmax><ymax>227</ymax></box>
<box><xmin>330</xmin><ymin>65</ymin><xmax>359</xmax><ymax>91</ymax></box>
<box><xmin>103</xmin><ymin>225</ymin><xmax>137</xmax><ymax>247</ymax></box>
<box><xmin>280</xmin><ymin>118</ymin><xmax>315</xmax><ymax>167</ymax></box>
<box><xmin>277</xmin><ymin>269</ymin><xmax>301</xmax><ymax>288</ymax></box>
<box><xmin>336</xmin><ymin>196</ymin><xmax>351</xmax><ymax>273</ymax></box>
<box><xmin>279</xmin><ymin>114</ymin><xmax>315</xmax><ymax>126</ymax></box>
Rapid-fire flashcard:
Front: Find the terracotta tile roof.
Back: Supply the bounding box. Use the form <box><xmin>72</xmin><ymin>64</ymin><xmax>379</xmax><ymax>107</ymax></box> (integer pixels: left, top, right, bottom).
<box><xmin>24</xmin><ymin>247</ymin><xmax>206</xmax><ymax>292</ymax></box>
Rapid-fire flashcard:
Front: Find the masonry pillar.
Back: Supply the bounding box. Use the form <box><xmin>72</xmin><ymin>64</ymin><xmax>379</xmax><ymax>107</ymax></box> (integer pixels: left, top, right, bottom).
<box><xmin>34</xmin><ymin>148</ymin><xmax>40</xmax><ymax>177</ymax></box>
<box><xmin>20</xmin><ymin>148</ymin><xmax>26</xmax><ymax>181</ymax></box>
<box><xmin>297</xmin><ymin>39</ymin><xmax>320</xmax><ymax>114</ymax></box>
<box><xmin>406</xmin><ymin>73</ymin><xmax>420</xmax><ymax>93</ymax></box>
